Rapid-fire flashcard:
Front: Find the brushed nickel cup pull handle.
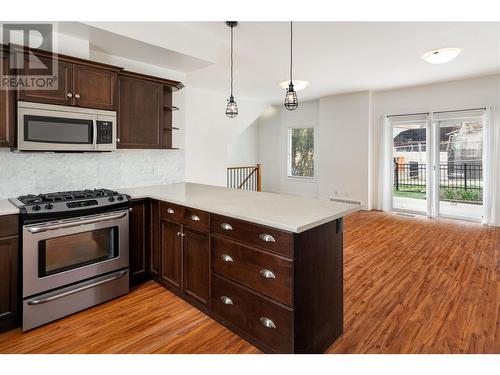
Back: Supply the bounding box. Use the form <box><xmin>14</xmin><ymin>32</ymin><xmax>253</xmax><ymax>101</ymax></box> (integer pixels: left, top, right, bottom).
<box><xmin>67</xmin><ymin>93</ymin><xmax>73</xmax><ymax>98</ymax></box>
<box><xmin>220</xmin><ymin>223</ymin><xmax>233</xmax><ymax>231</ymax></box>
<box><xmin>221</xmin><ymin>254</ymin><xmax>234</xmax><ymax>263</ymax></box>
<box><xmin>259</xmin><ymin>317</ymin><xmax>276</xmax><ymax>329</ymax></box>
<box><xmin>259</xmin><ymin>233</ymin><xmax>276</xmax><ymax>243</ymax></box>
<box><xmin>74</xmin><ymin>93</ymin><xmax>80</xmax><ymax>99</ymax></box>
<box><xmin>260</xmin><ymin>269</ymin><xmax>276</xmax><ymax>279</ymax></box>
<box><xmin>191</xmin><ymin>214</ymin><xmax>200</xmax><ymax>221</ymax></box>
<box><xmin>167</xmin><ymin>208</ymin><xmax>174</xmax><ymax>214</ymax></box>
<box><xmin>220</xmin><ymin>296</ymin><xmax>233</xmax><ymax>305</ymax></box>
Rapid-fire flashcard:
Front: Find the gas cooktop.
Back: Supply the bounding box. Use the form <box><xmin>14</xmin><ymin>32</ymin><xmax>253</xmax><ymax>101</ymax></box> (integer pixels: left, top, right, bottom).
<box><xmin>10</xmin><ymin>188</ymin><xmax>131</xmax><ymax>221</ymax></box>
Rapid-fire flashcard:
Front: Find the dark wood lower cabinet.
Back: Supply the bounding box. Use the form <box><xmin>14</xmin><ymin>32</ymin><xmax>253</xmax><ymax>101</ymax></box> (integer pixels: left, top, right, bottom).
<box><xmin>0</xmin><ymin>215</ymin><xmax>19</xmax><ymax>333</ymax></box>
<box><xmin>183</xmin><ymin>228</ymin><xmax>209</xmax><ymax>306</ymax></box>
<box><xmin>159</xmin><ymin>220</ymin><xmax>182</xmax><ymax>291</ymax></box>
<box><xmin>129</xmin><ymin>200</ymin><xmax>148</xmax><ymax>285</ymax></box>
<box><xmin>131</xmin><ymin>200</ymin><xmax>344</xmax><ymax>353</ymax></box>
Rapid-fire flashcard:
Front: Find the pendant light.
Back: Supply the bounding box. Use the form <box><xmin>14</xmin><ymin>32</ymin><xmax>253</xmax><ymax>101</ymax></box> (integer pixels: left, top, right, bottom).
<box><xmin>225</xmin><ymin>21</ymin><xmax>238</xmax><ymax>118</ymax></box>
<box><xmin>284</xmin><ymin>21</ymin><xmax>298</xmax><ymax>111</ymax></box>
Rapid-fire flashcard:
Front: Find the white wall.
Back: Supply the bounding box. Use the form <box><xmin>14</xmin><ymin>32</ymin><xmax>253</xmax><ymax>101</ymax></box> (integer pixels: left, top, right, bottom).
<box><xmin>370</xmin><ymin>74</ymin><xmax>500</xmax><ymax>209</ymax></box>
<box><xmin>258</xmin><ymin>101</ymin><xmax>319</xmax><ymax>197</ymax></box>
<box><xmin>317</xmin><ymin>91</ymin><xmax>371</xmax><ymax>208</ymax></box>
<box><xmin>227</xmin><ymin>121</ymin><xmax>259</xmax><ymax>166</ymax></box>
<box><xmin>184</xmin><ymin>87</ymin><xmax>268</xmax><ymax>186</ymax></box>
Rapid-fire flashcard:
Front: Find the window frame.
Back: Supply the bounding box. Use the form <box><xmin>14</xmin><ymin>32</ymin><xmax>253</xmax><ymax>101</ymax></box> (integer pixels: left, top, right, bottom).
<box><xmin>287</xmin><ymin>126</ymin><xmax>315</xmax><ymax>180</ymax></box>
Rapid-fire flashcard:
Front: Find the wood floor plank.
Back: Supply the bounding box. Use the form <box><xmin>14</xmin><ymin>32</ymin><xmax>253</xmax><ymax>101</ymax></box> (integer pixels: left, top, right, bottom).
<box><xmin>0</xmin><ymin>211</ymin><xmax>498</xmax><ymax>354</ymax></box>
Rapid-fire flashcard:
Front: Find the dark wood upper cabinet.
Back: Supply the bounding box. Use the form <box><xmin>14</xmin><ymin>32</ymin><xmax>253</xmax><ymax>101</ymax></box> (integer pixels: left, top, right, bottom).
<box><xmin>17</xmin><ymin>57</ymin><xmax>73</xmax><ymax>106</ymax></box>
<box><xmin>183</xmin><ymin>228</ymin><xmax>209</xmax><ymax>306</ymax></box>
<box><xmin>129</xmin><ymin>200</ymin><xmax>147</xmax><ymax>285</ymax></box>
<box><xmin>0</xmin><ymin>54</ymin><xmax>15</xmax><ymax>147</ymax></box>
<box><xmin>160</xmin><ymin>219</ymin><xmax>182</xmax><ymax>291</ymax></box>
<box><xmin>117</xmin><ymin>75</ymin><xmax>162</xmax><ymax>148</ymax></box>
<box><xmin>73</xmin><ymin>64</ymin><xmax>117</xmax><ymax>110</ymax></box>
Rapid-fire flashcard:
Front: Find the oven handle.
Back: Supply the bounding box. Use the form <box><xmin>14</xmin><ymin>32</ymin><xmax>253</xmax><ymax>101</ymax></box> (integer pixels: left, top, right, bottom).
<box><xmin>27</xmin><ymin>211</ymin><xmax>127</xmax><ymax>234</ymax></box>
<box><xmin>26</xmin><ymin>269</ymin><xmax>128</xmax><ymax>305</ymax></box>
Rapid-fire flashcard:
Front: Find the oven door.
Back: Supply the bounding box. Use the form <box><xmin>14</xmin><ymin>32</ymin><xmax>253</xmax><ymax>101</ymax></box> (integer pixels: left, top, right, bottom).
<box><xmin>22</xmin><ymin>210</ymin><xmax>129</xmax><ymax>298</ymax></box>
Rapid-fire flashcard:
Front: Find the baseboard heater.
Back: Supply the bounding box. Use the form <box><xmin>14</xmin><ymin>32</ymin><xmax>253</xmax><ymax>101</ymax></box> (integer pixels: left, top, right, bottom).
<box><xmin>330</xmin><ymin>198</ymin><xmax>361</xmax><ymax>205</ymax></box>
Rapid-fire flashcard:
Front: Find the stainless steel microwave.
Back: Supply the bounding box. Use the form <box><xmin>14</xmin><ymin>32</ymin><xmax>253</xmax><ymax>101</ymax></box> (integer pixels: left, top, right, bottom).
<box><xmin>17</xmin><ymin>101</ymin><xmax>117</xmax><ymax>152</ymax></box>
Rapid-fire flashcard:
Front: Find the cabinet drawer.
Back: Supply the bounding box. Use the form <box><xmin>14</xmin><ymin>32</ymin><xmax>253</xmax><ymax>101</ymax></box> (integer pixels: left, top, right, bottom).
<box><xmin>159</xmin><ymin>201</ymin><xmax>185</xmax><ymax>222</ymax></box>
<box><xmin>211</xmin><ymin>214</ymin><xmax>293</xmax><ymax>257</ymax></box>
<box><xmin>212</xmin><ymin>274</ymin><xmax>293</xmax><ymax>353</ymax></box>
<box><xmin>183</xmin><ymin>207</ymin><xmax>209</xmax><ymax>233</ymax></box>
<box><xmin>212</xmin><ymin>236</ymin><xmax>293</xmax><ymax>306</ymax></box>
<box><xmin>0</xmin><ymin>215</ymin><xmax>18</xmax><ymax>238</ymax></box>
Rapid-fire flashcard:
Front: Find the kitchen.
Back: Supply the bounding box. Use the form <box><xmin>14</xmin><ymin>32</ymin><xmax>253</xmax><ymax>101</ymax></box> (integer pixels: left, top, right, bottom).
<box><xmin>1</xmin><ymin>7</ymin><xmax>500</xmax><ymax>374</ymax></box>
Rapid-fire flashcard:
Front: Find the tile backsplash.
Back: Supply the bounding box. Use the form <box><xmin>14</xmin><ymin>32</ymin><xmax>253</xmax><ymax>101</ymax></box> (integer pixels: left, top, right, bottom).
<box><xmin>0</xmin><ymin>148</ymin><xmax>185</xmax><ymax>199</ymax></box>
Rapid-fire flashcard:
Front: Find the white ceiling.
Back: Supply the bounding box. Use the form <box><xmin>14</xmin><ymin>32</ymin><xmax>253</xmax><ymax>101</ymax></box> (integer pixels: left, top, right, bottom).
<box><xmin>59</xmin><ymin>22</ymin><xmax>500</xmax><ymax>104</ymax></box>
<box><xmin>186</xmin><ymin>22</ymin><xmax>500</xmax><ymax>103</ymax></box>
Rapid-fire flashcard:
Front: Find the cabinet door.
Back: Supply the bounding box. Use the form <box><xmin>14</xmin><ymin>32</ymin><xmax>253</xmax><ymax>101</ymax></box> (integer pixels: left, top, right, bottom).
<box><xmin>160</xmin><ymin>220</ymin><xmax>182</xmax><ymax>291</ymax></box>
<box><xmin>117</xmin><ymin>75</ymin><xmax>162</xmax><ymax>149</ymax></box>
<box><xmin>129</xmin><ymin>200</ymin><xmax>147</xmax><ymax>284</ymax></box>
<box><xmin>0</xmin><ymin>236</ymin><xmax>18</xmax><ymax>333</ymax></box>
<box><xmin>18</xmin><ymin>56</ymin><xmax>73</xmax><ymax>106</ymax></box>
<box><xmin>73</xmin><ymin>64</ymin><xmax>117</xmax><ymax>110</ymax></box>
<box><xmin>149</xmin><ymin>200</ymin><xmax>160</xmax><ymax>277</ymax></box>
<box><xmin>183</xmin><ymin>228</ymin><xmax>209</xmax><ymax>306</ymax></box>
<box><xmin>0</xmin><ymin>55</ymin><xmax>15</xmax><ymax>147</ymax></box>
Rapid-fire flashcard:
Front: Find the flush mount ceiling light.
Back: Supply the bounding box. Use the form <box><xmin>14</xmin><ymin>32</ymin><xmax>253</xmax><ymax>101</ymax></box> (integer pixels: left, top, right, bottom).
<box><xmin>421</xmin><ymin>47</ymin><xmax>462</xmax><ymax>64</ymax></box>
<box><xmin>225</xmin><ymin>21</ymin><xmax>238</xmax><ymax>118</ymax></box>
<box><xmin>284</xmin><ymin>21</ymin><xmax>298</xmax><ymax>111</ymax></box>
<box><xmin>278</xmin><ymin>80</ymin><xmax>309</xmax><ymax>91</ymax></box>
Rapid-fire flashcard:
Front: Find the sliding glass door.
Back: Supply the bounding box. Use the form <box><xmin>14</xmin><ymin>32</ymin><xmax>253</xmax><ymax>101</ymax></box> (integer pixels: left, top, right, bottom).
<box><xmin>433</xmin><ymin>113</ymin><xmax>484</xmax><ymax>221</ymax></box>
<box><xmin>388</xmin><ymin>110</ymin><xmax>485</xmax><ymax>221</ymax></box>
<box><xmin>391</xmin><ymin>118</ymin><xmax>429</xmax><ymax>214</ymax></box>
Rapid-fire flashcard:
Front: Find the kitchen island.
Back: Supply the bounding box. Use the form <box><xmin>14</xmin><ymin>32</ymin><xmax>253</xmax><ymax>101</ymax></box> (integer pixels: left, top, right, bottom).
<box><xmin>122</xmin><ymin>183</ymin><xmax>359</xmax><ymax>354</ymax></box>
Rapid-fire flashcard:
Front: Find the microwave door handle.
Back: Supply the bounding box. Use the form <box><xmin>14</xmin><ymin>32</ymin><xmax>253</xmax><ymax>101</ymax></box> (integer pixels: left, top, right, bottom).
<box><xmin>92</xmin><ymin>119</ymin><xmax>97</xmax><ymax>149</ymax></box>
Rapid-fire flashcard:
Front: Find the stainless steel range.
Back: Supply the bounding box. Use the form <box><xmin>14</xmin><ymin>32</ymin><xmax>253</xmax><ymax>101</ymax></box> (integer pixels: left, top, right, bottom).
<box><xmin>9</xmin><ymin>189</ymin><xmax>131</xmax><ymax>331</ymax></box>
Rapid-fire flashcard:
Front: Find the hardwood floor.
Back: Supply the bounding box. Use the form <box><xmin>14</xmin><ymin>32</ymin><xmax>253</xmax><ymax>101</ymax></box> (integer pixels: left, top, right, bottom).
<box><xmin>0</xmin><ymin>210</ymin><xmax>498</xmax><ymax>354</ymax></box>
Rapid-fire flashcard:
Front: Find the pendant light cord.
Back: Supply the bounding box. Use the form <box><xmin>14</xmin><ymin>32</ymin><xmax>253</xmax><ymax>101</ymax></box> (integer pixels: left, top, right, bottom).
<box><xmin>289</xmin><ymin>21</ymin><xmax>293</xmax><ymax>84</ymax></box>
<box><xmin>230</xmin><ymin>24</ymin><xmax>234</xmax><ymax>97</ymax></box>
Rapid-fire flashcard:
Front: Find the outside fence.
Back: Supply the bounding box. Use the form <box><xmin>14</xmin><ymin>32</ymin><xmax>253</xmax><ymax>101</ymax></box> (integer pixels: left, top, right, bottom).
<box><xmin>394</xmin><ymin>162</ymin><xmax>483</xmax><ymax>204</ymax></box>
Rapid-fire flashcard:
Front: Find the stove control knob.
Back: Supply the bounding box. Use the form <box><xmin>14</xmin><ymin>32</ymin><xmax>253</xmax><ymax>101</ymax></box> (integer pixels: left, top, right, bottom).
<box><xmin>117</xmin><ymin>195</ymin><xmax>124</xmax><ymax>201</ymax></box>
<box><xmin>32</xmin><ymin>205</ymin><xmax>41</xmax><ymax>211</ymax></box>
<box><xmin>108</xmin><ymin>197</ymin><xmax>115</xmax><ymax>202</ymax></box>
<box><xmin>44</xmin><ymin>204</ymin><xmax>54</xmax><ymax>210</ymax></box>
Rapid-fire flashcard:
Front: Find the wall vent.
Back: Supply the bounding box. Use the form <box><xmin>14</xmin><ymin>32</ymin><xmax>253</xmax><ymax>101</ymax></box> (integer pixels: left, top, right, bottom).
<box><xmin>330</xmin><ymin>198</ymin><xmax>361</xmax><ymax>205</ymax></box>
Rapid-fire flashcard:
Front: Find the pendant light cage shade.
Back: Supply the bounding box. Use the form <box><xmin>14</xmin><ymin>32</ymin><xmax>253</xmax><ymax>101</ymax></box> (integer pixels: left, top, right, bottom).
<box><xmin>284</xmin><ymin>21</ymin><xmax>299</xmax><ymax>111</ymax></box>
<box><xmin>225</xmin><ymin>21</ymin><xmax>238</xmax><ymax>118</ymax></box>
<box><xmin>226</xmin><ymin>95</ymin><xmax>238</xmax><ymax>118</ymax></box>
<box><xmin>284</xmin><ymin>83</ymin><xmax>298</xmax><ymax>110</ymax></box>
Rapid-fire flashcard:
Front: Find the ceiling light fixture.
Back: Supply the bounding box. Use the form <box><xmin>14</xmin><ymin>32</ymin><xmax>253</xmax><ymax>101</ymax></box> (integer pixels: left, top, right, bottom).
<box><xmin>278</xmin><ymin>80</ymin><xmax>309</xmax><ymax>91</ymax></box>
<box><xmin>284</xmin><ymin>21</ymin><xmax>298</xmax><ymax>111</ymax></box>
<box><xmin>225</xmin><ymin>21</ymin><xmax>238</xmax><ymax>118</ymax></box>
<box><xmin>421</xmin><ymin>47</ymin><xmax>462</xmax><ymax>64</ymax></box>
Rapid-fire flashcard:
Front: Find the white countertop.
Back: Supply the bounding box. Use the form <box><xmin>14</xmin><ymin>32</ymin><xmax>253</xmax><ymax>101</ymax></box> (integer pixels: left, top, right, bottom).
<box><xmin>122</xmin><ymin>183</ymin><xmax>360</xmax><ymax>233</ymax></box>
<box><xmin>0</xmin><ymin>199</ymin><xmax>19</xmax><ymax>216</ymax></box>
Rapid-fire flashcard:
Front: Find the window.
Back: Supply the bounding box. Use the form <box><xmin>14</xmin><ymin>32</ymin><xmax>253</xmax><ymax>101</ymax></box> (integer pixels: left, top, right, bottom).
<box><xmin>287</xmin><ymin>127</ymin><xmax>314</xmax><ymax>178</ymax></box>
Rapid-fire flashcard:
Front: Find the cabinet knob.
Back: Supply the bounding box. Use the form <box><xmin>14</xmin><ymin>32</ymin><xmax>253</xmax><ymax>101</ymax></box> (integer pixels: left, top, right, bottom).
<box><xmin>117</xmin><ymin>138</ymin><xmax>120</xmax><ymax>142</ymax></box>
<box><xmin>259</xmin><ymin>317</ymin><xmax>276</xmax><ymax>329</ymax></box>
<box><xmin>74</xmin><ymin>93</ymin><xmax>80</xmax><ymax>99</ymax></box>
<box><xmin>167</xmin><ymin>208</ymin><xmax>174</xmax><ymax>214</ymax></box>
<box><xmin>177</xmin><ymin>231</ymin><xmax>182</xmax><ymax>237</ymax></box>
<box><xmin>259</xmin><ymin>269</ymin><xmax>276</xmax><ymax>279</ymax></box>
<box><xmin>221</xmin><ymin>254</ymin><xmax>234</xmax><ymax>263</ymax></box>
<box><xmin>220</xmin><ymin>223</ymin><xmax>233</xmax><ymax>231</ymax></box>
<box><xmin>259</xmin><ymin>233</ymin><xmax>276</xmax><ymax>243</ymax></box>
<box><xmin>191</xmin><ymin>214</ymin><xmax>200</xmax><ymax>221</ymax></box>
<box><xmin>220</xmin><ymin>296</ymin><xmax>233</xmax><ymax>305</ymax></box>
<box><xmin>66</xmin><ymin>93</ymin><xmax>73</xmax><ymax>98</ymax></box>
